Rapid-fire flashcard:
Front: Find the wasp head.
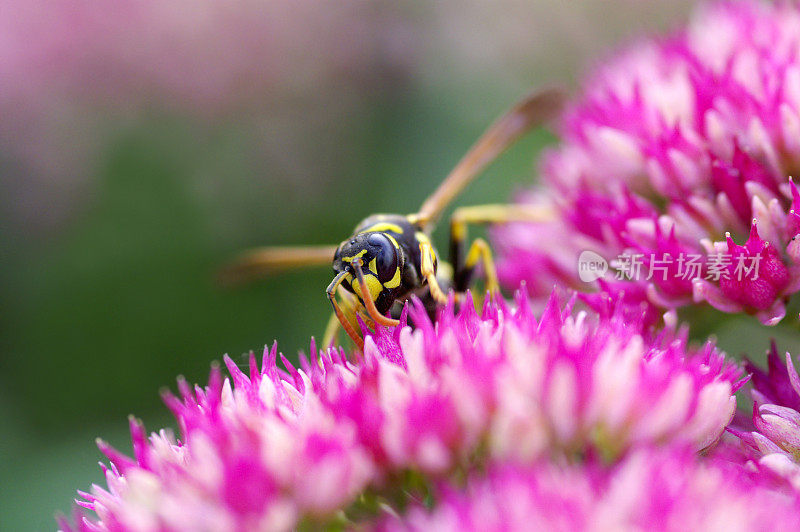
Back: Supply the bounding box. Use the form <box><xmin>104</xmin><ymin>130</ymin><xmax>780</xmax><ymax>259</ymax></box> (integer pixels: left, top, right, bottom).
<box><xmin>331</xmin><ymin>232</ymin><xmax>404</xmax><ymax>313</ymax></box>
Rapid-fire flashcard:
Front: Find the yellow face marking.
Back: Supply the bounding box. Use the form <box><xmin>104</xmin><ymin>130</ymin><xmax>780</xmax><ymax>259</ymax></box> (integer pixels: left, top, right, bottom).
<box><xmin>368</xmin><ymin>258</ymin><xmax>377</xmax><ymax>274</ymax></box>
<box><xmin>384</xmin><ymin>267</ymin><xmax>401</xmax><ymax>289</ymax></box>
<box><xmin>351</xmin><ymin>273</ymin><xmax>383</xmax><ymax>302</ymax></box>
<box><xmin>385</xmin><ymin>234</ymin><xmax>400</xmax><ymax>249</ymax></box>
<box><xmin>342</xmin><ymin>249</ymin><xmax>367</xmax><ymax>263</ymax></box>
<box><xmin>359</xmin><ymin>222</ymin><xmax>404</xmax><ymax>235</ymax></box>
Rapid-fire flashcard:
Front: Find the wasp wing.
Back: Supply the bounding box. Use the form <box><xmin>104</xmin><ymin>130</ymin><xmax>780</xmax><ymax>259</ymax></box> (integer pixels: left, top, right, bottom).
<box><xmin>219</xmin><ymin>245</ymin><xmax>338</xmax><ymax>286</ymax></box>
<box><xmin>415</xmin><ymin>87</ymin><xmax>566</xmax><ymax>229</ymax></box>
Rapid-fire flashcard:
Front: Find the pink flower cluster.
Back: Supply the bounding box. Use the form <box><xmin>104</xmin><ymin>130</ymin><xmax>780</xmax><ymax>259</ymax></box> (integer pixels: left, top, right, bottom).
<box><xmin>61</xmin><ymin>292</ymin><xmax>743</xmax><ymax>530</ymax></box>
<box><xmin>495</xmin><ymin>0</ymin><xmax>800</xmax><ymax>324</ymax></box>
<box><xmin>388</xmin><ymin>448</ymin><xmax>800</xmax><ymax>532</ymax></box>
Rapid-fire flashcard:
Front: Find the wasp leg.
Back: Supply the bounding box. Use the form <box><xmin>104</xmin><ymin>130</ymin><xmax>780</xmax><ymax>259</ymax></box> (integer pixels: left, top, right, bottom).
<box><xmin>420</xmin><ymin>240</ymin><xmax>449</xmax><ymax>305</ymax></box>
<box><xmin>322</xmin><ymin>311</ymin><xmax>341</xmax><ymax>348</ymax></box>
<box><xmin>327</xmin><ymin>271</ymin><xmax>364</xmax><ymax>350</ymax></box>
<box><xmin>461</xmin><ymin>238</ymin><xmax>499</xmax><ymax>294</ymax></box>
<box><xmin>449</xmin><ymin>204</ymin><xmax>553</xmax><ymax>293</ymax></box>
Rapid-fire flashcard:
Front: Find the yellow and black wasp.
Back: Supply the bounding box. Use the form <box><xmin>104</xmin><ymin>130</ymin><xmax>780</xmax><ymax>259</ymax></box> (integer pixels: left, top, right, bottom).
<box><xmin>223</xmin><ymin>89</ymin><xmax>563</xmax><ymax>349</ymax></box>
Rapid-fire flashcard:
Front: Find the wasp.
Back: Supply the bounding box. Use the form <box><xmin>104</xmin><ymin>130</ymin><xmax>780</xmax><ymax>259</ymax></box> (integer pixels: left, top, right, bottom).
<box><xmin>222</xmin><ymin>89</ymin><xmax>563</xmax><ymax>349</ymax></box>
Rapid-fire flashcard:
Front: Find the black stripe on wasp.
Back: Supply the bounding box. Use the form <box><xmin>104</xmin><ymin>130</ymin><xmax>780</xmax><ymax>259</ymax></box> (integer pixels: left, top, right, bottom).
<box><xmin>221</xmin><ymin>89</ymin><xmax>564</xmax><ymax>350</ymax></box>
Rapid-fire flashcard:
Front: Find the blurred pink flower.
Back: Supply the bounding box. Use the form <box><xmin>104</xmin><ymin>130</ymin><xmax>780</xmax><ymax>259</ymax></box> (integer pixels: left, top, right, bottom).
<box><xmin>61</xmin><ymin>291</ymin><xmax>743</xmax><ymax>530</ymax></box>
<box><xmin>0</xmin><ymin>0</ymin><xmax>410</xmax><ymax>113</ymax></box>
<box><xmin>387</xmin><ymin>448</ymin><xmax>800</xmax><ymax>532</ymax></box>
<box><xmin>730</xmin><ymin>344</ymin><xmax>800</xmax><ymax>490</ymax></box>
<box><xmin>0</xmin><ymin>0</ymin><xmax>415</xmax><ymax>231</ymax></box>
<box><xmin>495</xmin><ymin>0</ymin><xmax>800</xmax><ymax>325</ymax></box>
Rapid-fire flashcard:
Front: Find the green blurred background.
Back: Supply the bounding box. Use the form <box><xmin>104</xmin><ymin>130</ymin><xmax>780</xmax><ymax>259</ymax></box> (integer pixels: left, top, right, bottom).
<box><xmin>5</xmin><ymin>1</ymin><xmax>797</xmax><ymax>530</ymax></box>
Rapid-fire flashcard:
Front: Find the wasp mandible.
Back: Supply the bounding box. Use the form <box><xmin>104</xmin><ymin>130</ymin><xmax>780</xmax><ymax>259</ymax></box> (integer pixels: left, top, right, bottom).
<box><xmin>223</xmin><ymin>89</ymin><xmax>564</xmax><ymax>349</ymax></box>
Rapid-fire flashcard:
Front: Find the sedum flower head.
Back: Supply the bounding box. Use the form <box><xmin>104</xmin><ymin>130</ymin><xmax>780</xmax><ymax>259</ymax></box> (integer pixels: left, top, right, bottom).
<box><xmin>61</xmin><ymin>291</ymin><xmax>742</xmax><ymax>530</ymax></box>
<box><xmin>67</xmin><ymin>350</ymin><xmax>375</xmax><ymax>531</ymax></box>
<box><xmin>495</xmin><ymin>0</ymin><xmax>800</xmax><ymax>324</ymax></box>
<box><xmin>387</xmin><ymin>448</ymin><xmax>800</xmax><ymax>532</ymax></box>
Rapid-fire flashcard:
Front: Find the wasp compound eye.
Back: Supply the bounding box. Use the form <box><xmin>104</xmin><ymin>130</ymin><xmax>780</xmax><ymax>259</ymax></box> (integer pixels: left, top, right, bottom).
<box><xmin>367</xmin><ymin>233</ymin><xmax>399</xmax><ymax>283</ymax></box>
